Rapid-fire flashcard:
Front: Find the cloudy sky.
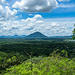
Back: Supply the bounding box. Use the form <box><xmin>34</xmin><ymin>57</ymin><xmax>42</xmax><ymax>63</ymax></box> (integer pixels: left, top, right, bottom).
<box><xmin>0</xmin><ymin>0</ymin><xmax>75</xmax><ymax>36</ymax></box>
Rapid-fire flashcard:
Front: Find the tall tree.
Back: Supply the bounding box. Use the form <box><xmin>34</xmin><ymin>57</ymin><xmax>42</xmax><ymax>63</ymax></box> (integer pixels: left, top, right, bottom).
<box><xmin>72</xmin><ymin>24</ymin><xmax>75</xmax><ymax>40</ymax></box>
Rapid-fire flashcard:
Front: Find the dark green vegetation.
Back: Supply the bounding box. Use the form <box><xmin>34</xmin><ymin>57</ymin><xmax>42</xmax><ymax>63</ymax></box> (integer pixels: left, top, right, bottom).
<box><xmin>72</xmin><ymin>28</ymin><xmax>75</xmax><ymax>40</ymax></box>
<box><xmin>0</xmin><ymin>38</ymin><xmax>75</xmax><ymax>75</ymax></box>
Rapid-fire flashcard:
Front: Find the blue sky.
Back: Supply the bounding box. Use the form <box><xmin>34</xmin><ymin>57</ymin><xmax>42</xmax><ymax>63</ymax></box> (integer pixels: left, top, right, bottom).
<box><xmin>0</xmin><ymin>0</ymin><xmax>75</xmax><ymax>36</ymax></box>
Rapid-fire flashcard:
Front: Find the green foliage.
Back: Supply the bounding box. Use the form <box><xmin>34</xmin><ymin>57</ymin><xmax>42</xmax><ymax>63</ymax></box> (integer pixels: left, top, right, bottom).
<box><xmin>0</xmin><ymin>39</ymin><xmax>75</xmax><ymax>74</ymax></box>
<box><xmin>0</xmin><ymin>51</ymin><xmax>26</xmax><ymax>74</ymax></box>
<box><xmin>72</xmin><ymin>24</ymin><xmax>75</xmax><ymax>40</ymax></box>
<box><xmin>4</xmin><ymin>55</ymin><xmax>75</xmax><ymax>75</ymax></box>
<box><xmin>72</xmin><ymin>28</ymin><xmax>75</xmax><ymax>36</ymax></box>
<box><xmin>50</xmin><ymin>49</ymin><xmax>68</xmax><ymax>57</ymax></box>
<box><xmin>61</xmin><ymin>50</ymin><xmax>68</xmax><ymax>57</ymax></box>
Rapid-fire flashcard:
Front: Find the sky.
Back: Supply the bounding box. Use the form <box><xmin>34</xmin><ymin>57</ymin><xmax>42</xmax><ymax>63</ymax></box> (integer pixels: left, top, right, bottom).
<box><xmin>0</xmin><ymin>0</ymin><xmax>75</xmax><ymax>36</ymax></box>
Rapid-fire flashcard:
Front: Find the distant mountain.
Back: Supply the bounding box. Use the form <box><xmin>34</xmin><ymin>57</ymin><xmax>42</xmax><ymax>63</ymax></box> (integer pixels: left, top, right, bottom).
<box><xmin>0</xmin><ymin>33</ymin><xmax>72</xmax><ymax>39</ymax></box>
<box><xmin>49</xmin><ymin>35</ymin><xmax>72</xmax><ymax>38</ymax></box>
<box><xmin>26</xmin><ymin>32</ymin><xmax>47</xmax><ymax>38</ymax></box>
<box><xmin>0</xmin><ymin>35</ymin><xmax>26</xmax><ymax>38</ymax></box>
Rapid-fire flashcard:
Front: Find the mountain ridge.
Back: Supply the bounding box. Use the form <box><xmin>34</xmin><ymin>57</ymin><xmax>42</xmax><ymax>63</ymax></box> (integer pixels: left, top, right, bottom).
<box><xmin>0</xmin><ymin>35</ymin><xmax>26</xmax><ymax>38</ymax></box>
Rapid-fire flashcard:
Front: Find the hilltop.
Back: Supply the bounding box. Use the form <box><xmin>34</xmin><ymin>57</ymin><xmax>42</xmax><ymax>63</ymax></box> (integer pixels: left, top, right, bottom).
<box><xmin>26</xmin><ymin>32</ymin><xmax>47</xmax><ymax>38</ymax></box>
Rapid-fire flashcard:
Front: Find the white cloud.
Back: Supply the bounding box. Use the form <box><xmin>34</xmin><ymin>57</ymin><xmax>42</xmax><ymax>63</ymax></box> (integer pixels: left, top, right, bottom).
<box><xmin>36</xmin><ymin>21</ymin><xmax>43</xmax><ymax>24</ymax></box>
<box><xmin>21</xmin><ymin>14</ymin><xmax>43</xmax><ymax>31</ymax></box>
<box><xmin>22</xmin><ymin>14</ymin><xmax>42</xmax><ymax>23</ymax></box>
<box><xmin>0</xmin><ymin>14</ymin><xmax>43</xmax><ymax>36</ymax></box>
<box><xmin>12</xmin><ymin>0</ymin><xmax>58</xmax><ymax>12</ymax></box>
<box><xmin>34</xmin><ymin>14</ymin><xmax>42</xmax><ymax>19</ymax></box>
<box><xmin>0</xmin><ymin>0</ymin><xmax>74</xmax><ymax>36</ymax></box>
<box><xmin>59</xmin><ymin>4</ymin><xmax>75</xmax><ymax>8</ymax></box>
<box><xmin>51</xmin><ymin>22</ymin><xmax>60</xmax><ymax>27</ymax></box>
<box><xmin>0</xmin><ymin>0</ymin><xmax>5</xmax><ymax>4</ymax></box>
<box><xmin>28</xmin><ymin>14</ymin><xmax>33</xmax><ymax>16</ymax></box>
<box><xmin>58</xmin><ymin>0</ymin><xmax>70</xmax><ymax>2</ymax></box>
<box><xmin>43</xmin><ymin>18</ymin><xmax>74</xmax><ymax>36</ymax></box>
<box><xmin>0</xmin><ymin>5</ymin><xmax>17</xmax><ymax>21</ymax></box>
<box><xmin>0</xmin><ymin>14</ymin><xmax>75</xmax><ymax>36</ymax></box>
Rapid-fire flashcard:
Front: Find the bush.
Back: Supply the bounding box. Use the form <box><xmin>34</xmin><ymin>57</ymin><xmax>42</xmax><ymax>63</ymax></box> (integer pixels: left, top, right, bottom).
<box><xmin>4</xmin><ymin>55</ymin><xmax>75</xmax><ymax>75</ymax></box>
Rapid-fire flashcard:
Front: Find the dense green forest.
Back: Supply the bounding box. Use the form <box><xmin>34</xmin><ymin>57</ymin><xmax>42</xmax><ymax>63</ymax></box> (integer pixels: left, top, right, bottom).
<box><xmin>0</xmin><ymin>38</ymin><xmax>75</xmax><ymax>75</ymax></box>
